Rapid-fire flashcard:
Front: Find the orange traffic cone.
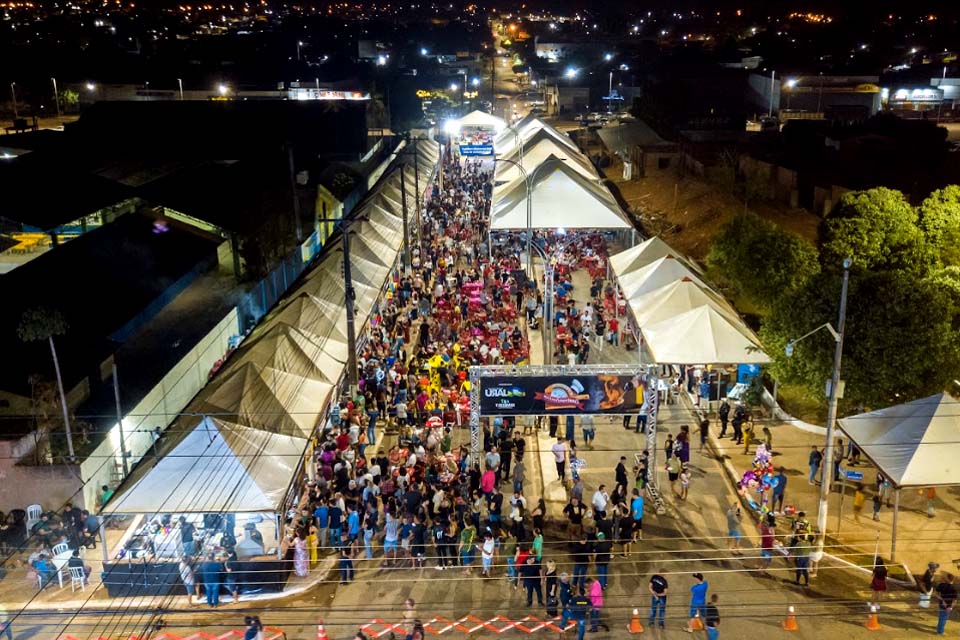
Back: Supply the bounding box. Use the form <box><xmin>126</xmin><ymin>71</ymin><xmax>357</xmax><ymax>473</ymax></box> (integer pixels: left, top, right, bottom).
<box><xmin>317</xmin><ymin>620</ymin><xmax>329</xmax><ymax>640</ymax></box>
<box><xmin>865</xmin><ymin>604</ymin><xmax>881</xmax><ymax>631</ymax></box>
<box><xmin>782</xmin><ymin>605</ymin><xmax>799</xmax><ymax>631</ymax></box>
<box><xmin>627</xmin><ymin>608</ymin><xmax>644</xmax><ymax>634</ymax></box>
<box><xmin>687</xmin><ymin>611</ymin><xmax>704</xmax><ymax>631</ymax></box>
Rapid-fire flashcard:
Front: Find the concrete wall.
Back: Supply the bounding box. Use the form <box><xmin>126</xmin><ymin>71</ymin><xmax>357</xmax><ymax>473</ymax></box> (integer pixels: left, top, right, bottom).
<box><xmin>0</xmin><ymin>441</ymin><xmax>83</xmax><ymax>512</ymax></box>
<box><xmin>738</xmin><ymin>154</ymin><xmax>855</xmax><ymax>215</ymax></box>
<box><xmin>78</xmin><ymin>308</ymin><xmax>239</xmax><ymax>510</ymax></box>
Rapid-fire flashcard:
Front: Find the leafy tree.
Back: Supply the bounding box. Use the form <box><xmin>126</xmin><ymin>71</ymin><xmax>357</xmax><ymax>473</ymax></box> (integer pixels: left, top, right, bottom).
<box><xmin>706</xmin><ymin>212</ymin><xmax>820</xmax><ymax>311</ymax></box>
<box><xmin>760</xmin><ymin>271</ymin><xmax>960</xmax><ymax>410</ymax></box>
<box><xmin>820</xmin><ymin>187</ymin><xmax>932</xmax><ymax>275</ymax></box>
<box><xmin>918</xmin><ymin>185</ymin><xmax>960</xmax><ymax>267</ymax></box>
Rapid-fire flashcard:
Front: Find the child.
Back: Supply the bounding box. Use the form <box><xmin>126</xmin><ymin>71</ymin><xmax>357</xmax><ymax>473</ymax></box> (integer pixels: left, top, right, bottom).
<box><xmin>852</xmin><ymin>484</ymin><xmax>866</xmax><ymax>523</ymax></box>
<box><xmin>679</xmin><ymin>464</ymin><xmax>691</xmax><ymax>501</ymax></box>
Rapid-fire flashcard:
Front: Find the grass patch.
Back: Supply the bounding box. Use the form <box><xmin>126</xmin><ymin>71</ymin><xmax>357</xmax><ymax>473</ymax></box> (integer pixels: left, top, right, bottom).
<box><xmin>778</xmin><ymin>383</ymin><xmax>828</xmax><ymax>425</ymax></box>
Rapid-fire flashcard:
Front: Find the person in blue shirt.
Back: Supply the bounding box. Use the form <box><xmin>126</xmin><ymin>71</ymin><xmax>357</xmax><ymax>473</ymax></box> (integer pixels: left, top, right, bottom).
<box><xmin>313</xmin><ymin>500</ymin><xmax>330</xmax><ymax>553</ymax></box>
<box><xmin>201</xmin><ymin>553</ymin><xmax>223</xmax><ymax>607</ymax></box>
<box><xmin>686</xmin><ymin>573</ymin><xmax>709</xmax><ymax>631</ymax></box>
<box><xmin>346</xmin><ymin>505</ymin><xmax>361</xmax><ymax>556</ymax></box>
<box><xmin>630</xmin><ymin>488</ymin><xmax>645</xmax><ymax>545</ymax></box>
<box><xmin>328</xmin><ymin>500</ymin><xmax>343</xmax><ymax>550</ymax></box>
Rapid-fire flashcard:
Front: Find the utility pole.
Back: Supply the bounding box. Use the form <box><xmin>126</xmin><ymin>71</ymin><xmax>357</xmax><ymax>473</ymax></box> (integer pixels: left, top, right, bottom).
<box><xmin>400</xmin><ymin>161</ymin><xmax>411</xmax><ymax>273</ymax></box>
<box><xmin>10</xmin><ymin>82</ymin><xmax>18</xmax><ymax>119</ymax></box>
<box><xmin>287</xmin><ymin>144</ymin><xmax>304</xmax><ymax>242</ymax></box>
<box><xmin>769</xmin><ymin>70</ymin><xmax>777</xmax><ymax>117</ymax></box>
<box><xmin>816</xmin><ymin>260</ymin><xmax>851</xmax><ymax>548</ymax></box>
<box><xmin>112</xmin><ymin>364</ymin><xmax>130</xmax><ymax>476</ymax></box>
<box><xmin>51</xmin><ymin>78</ymin><xmax>61</xmax><ymax>122</ymax></box>
<box><xmin>178</xmin><ymin>78</ymin><xmax>184</xmax><ymax>101</ymax></box>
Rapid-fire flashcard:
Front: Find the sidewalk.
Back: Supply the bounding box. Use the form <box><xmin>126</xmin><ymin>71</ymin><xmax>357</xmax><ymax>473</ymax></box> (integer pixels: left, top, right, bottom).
<box><xmin>705</xmin><ymin>408</ymin><xmax>960</xmax><ymax>576</ymax></box>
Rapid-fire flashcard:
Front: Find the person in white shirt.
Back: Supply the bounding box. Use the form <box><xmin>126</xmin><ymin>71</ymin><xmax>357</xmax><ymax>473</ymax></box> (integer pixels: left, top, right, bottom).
<box><xmin>551</xmin><ymin>438</ymin><xmax>568</xmax><ymax>481</ymax></box>
<box><xmin>592</xmin><ymin>485</ymin><xmax>610</xmax><ymax>519</ymax></box>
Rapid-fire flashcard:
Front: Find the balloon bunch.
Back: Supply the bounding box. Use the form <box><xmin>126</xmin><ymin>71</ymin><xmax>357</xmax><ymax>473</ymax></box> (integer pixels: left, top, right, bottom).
<box><xmin>737</xmin><ymin>443</ymin><xmax>780</xmax><ymax>514</ymax></box>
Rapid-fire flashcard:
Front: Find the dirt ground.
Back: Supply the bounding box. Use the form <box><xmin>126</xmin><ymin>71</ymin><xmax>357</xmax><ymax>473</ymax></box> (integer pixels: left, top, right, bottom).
<box><xmin>604</xmin><ymin>154</ymin><xmax>821</xmax><ymax>262</ymax></box>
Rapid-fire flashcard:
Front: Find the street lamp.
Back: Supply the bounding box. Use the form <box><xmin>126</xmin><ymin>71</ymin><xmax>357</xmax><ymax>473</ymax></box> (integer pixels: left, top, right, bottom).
<box><xmin>471</xmin><ymin>77</ymin><xmax>480</xmax><ymax>87</ymax></box>
<box><xmin>297</xmin><ymin>40</ymin><xmax>303</xmax><ymax>61</ymax></box>
<box><xmin>217</xmin><ymin>83</ymin><xmax>229</xmax><ymax>96</ymax></box>
<box><xmin>10</xmin><ymin>82</ymin><xmax>17</xmax><ymax>119</ymax></box>
<box><xmin>785</xmin><ymin>258</ymin><xmax>852</xmax><ymax>549</ymax></box>
<box><xmin>450</xmin><ymin>82</ymin><xmax>459</xmax><ymax>92</ymax></box>
<box><xmin>51</xmin><ymin>77</ymin><xmax>61</xmax><ymax>121</ymax></box>
<box><xmin>420</xmin><ymin>47</ymin><xmax>429</xmax><ymax>56</ymax></box>
<box><xmin>565</xmin><ymin>67</ymin><xmax>578</xmax><ymax>80</ymax></box>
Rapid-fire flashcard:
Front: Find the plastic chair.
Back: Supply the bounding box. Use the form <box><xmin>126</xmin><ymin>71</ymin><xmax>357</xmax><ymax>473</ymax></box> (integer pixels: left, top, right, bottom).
<box><xmin>52</xmin><ymin>541</ymin><xmax>70</xmax><ymax>556</ymax></box>
<box><xmin>69</xmin><ymin>565</ymin><xmax>86</xmax><ymax>591</ymax></box>
<box><xmin>25</xmin><ymin>504</ymin><xmax>42</xmax><ymax>533</ymax></box>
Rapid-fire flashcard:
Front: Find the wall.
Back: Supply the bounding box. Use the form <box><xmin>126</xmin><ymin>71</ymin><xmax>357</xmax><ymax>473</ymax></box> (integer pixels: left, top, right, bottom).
<box><xmin>0</xmin><ymin>439</ymin><xmax>83</xmax><ymax>511</ymax></box>
<box><xmin>738</xmin><ymin>154</ymin><xmax>858</xmax><ymax>215</ymax></box>
<box><xmin>78</xmin><ymin>308</ymin><xmax>239</xmax><ymax>510</ymax></box>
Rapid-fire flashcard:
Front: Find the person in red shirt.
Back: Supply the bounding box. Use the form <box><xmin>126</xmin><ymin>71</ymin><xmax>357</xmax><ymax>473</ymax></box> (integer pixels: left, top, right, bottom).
<box><xmin>607</xmin><ymin>317</ymin><xmax>619</xmax><ymax>346</ymax></box>
<box><xmin>756</xmin><ymin>514</ymin><xmax>775</xmax><ymax>573</ymax></box>
<box><xmin>336</xmin><ymin>428</ymin><xmax>351</xmax><ymax>453</ymax></box>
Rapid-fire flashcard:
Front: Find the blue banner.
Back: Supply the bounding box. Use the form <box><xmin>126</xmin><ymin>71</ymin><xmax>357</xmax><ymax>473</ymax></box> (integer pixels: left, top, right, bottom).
<box><xmin>459</xmin><ymin>144</ymin><xmax>494</xmax><ymax>156</ymax></box>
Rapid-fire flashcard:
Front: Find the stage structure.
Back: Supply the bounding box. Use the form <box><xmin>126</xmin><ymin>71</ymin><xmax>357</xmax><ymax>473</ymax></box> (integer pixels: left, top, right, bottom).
<box><xmin>469</xmin><ymin>364</ymin><xmax>666</xmax><ymax>514</ymax></box>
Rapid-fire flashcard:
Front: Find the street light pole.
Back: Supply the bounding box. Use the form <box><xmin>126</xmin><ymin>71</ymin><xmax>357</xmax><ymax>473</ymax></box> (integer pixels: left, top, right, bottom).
<box><xmin>785</xmin><ymin>259</ymin><xmax>852</xmax><ymax>546</ymax></box>
<box><xmin>51</xmin><ymin>78</ymin><xmax>61</xmax><ymax>122</ymax></box>
<box><xmin>342</xmin><ymin>222</ymin><xmax>360</xmax><ymax>390</ymax></box>
<box><xmin>10</xmin><ymin>82</ymin><xmax>18</xmax><ymax>119</ymax></box>
<box><xmin>817</xmin><ymin>260</ymin><xmax>851</xmax><ymax>545</ymax></box>
<box><xmin>178</xmin><ymin>78</ymin><xmax>184</xmax><ymax>101</ymax></box>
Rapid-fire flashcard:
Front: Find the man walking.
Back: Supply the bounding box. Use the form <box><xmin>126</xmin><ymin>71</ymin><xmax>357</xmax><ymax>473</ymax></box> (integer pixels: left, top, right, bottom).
<box><xmin>566</xmin><ymin>589</ymin><xmax>591</xmax><ymax>640</ymax></box>
<box><xmin>936</xmin><ymin>573</ymin><xmax>957</xmax><ymax>635</ymax></box>
<box><xmin>718</xmin><ymin>399</ymin><xmax>730</xmax><ymax>438</ymax></box>
<box><xmin>648</xmin><ymin>570</ymin><xmax>669</xmax><ymax>629</ymax></box>
<box><xmin>581</xmin><ymin>414</ymin><xmax>596</xmax><ymax>449</ymax></box>
<box><xmin>552</xmin><ymin>437</ymin><xmax>568</xmax><ymax>482</ymax></box>
<box><xmin>726</xmin><ymin>503</ymin><xmax>742</xmax><ymax>555</ymax></box>
<box><xmin>772</xmin><ymin>467</ymin><xmax>787</xmax><ymax>514</ymax></box>
<box><xmin>808</xmin><ymin>446</ymin><xmax>822</xmax><ymax>485</ymax></box>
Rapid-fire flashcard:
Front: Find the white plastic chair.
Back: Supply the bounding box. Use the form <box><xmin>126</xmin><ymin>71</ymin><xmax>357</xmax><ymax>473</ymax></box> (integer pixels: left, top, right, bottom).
<box><xmin>52</xmin><ymin>542</ymin><xmax>70</xmax><ymax>556</ymax></box>
<box><xmin>26</xmin><ymin>504</ymin><xmax>42</xmax><ymax>533</ymax></box>
<box><xmin>69</xmin><ymin>565</ymin><xmax>86</xmax><ymax>591</ymax></box>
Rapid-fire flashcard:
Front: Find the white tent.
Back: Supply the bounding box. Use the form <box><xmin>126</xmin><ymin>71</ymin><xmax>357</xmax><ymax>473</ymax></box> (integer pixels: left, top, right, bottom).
<box><xmin>454</xmin><ymin>110</ymin><xmax>506</xmax><ymax>131</ymax></box>
<box><xmin>628</xmin><ymin>278</ymin><xmax>740</xmax><ymax>327</ymax></box>
<box><xmin>618</xmin><ymin>255</ymin><xmax>711</xmax><ymax>299</ymax></box>
<box><xmin>490</xmin><ymin>156</ymin><xmax>631</xmax><ymax>230</ymax></box>
<box><xmin>609</xmin><ymin>236</ymin><xmax>703</xmax><ymax>276</ymax></box>
<box><xmin>642</xmin><ymin>305</ymin><xmax>770</xmax><ymax>364</ymax></box>
<box><xmin>103</xmin><ymin>417</ymin><xmax>307</xmax><ymax>515</ymax></box>
<box><xmin>199</xmin><ymin>361</ymin><xmax>332</xmax><ymax>437</ymax></box>
<box><xmin>494</xmin><ymin>133</ymin><xmax>598</xmax><ymax>184</ymax></box>
<box><xmin>494</xmin><ymin>117</ymin><xmax>577</xmax><ymax>156</ymax></box>
<box><xmin>838</xmin><ymin>393</ymin><xmax>960</xmax><ymax>488</ymax></box>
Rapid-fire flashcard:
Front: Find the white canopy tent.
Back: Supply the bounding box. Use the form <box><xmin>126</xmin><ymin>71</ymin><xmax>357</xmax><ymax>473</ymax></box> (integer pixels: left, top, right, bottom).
<box><xmin>628</xmin><ymin>278</ymin><xmax>740</xmax><ymax>327</ymax></box>
<box><xmin>451</xmin><ymin>109</ymin><xmax>506</xmax><ymax>131</ymax></box>
<box><xmin>490</xmin><ymin>156</ymin><xmax>632</xmax><ymax>231</ymax></box>
<box><xmin>494</xmin><ymin>117</ymin><xmax>578</xmax><ymax>156</ymax></box>
<box><xmin>102</xmin><ymin>417</ymin><xmax>308</xmax><ymax>515</ymax></box>
<box><xmin>494</xmin><ymin>133</ymin><xmax>598</xmax><ymax>184</ymax></box>
<box><xmin>838</xmin><ymin>393</ymin><xmax>960</xmax><ymax>488</ymax></box>
<box><xmin>837</xmin><ymin>392</ymin><xmax>960</xmax><ymax>560</ymax></box>
<box><xmin>609</xmin><ymin>236</ymin><xmax>703</xmax><ymax>276</ymax></box>
<box><xmin>618</xmin><ymin>255</ymin><xmax>711</xmax><ymax>299</ymax></box>
<box><xmin>641</xmin><ymin>305</ymin><xmax>770</xmax><ymax>365</ymax></box>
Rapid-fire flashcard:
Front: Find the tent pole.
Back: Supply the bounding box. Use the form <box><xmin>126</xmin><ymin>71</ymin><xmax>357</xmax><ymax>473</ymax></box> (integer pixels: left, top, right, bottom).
<box><xmin>891</xmin><ymin>488</ymin><xmax>900</xmax><ymax>562</ymax></box>
<box><xmin>99</xmin><ymin>518</ymin><xmax>109</xmax><ymax>562</ymax></box>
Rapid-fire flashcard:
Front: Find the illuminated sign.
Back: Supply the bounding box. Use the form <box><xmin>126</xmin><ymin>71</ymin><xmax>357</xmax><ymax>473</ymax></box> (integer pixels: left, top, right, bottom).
<box><xmin>288</xmin><ymin>89</ymin><xmax>370</xmax><ymax>101</ymax></box>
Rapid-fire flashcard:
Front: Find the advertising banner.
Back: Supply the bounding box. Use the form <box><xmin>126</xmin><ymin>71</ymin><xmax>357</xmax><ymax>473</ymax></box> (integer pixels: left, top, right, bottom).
<box><xmin>459</xmin><ymin>144</ymin><xmax>495</xmax><ymax>156</ymax></box>
<box><xmin>480</xmin><ymin>374</ymin><xmax>646</xmax><ymax>415</ymax></box>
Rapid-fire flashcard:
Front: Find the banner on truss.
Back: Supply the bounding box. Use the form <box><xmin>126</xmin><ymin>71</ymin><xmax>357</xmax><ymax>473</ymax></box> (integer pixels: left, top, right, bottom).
<box><xmin>479</xmin><ymin>373</ymin><xmax>647</xmax><ymax>415</ymax></box>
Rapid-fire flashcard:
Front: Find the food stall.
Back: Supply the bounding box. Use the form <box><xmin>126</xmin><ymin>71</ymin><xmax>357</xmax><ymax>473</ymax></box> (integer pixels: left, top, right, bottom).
<box><xmin>99</xmin><ymin>416</ymin><xmax>308</xmax><ymax>597</ymax></box>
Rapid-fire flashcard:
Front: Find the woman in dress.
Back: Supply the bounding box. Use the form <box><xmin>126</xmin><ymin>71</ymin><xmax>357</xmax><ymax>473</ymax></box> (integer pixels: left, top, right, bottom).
<box><xmin>293</xmin><ymin>529</ymin><xmax>309</xmax><ymax>577</ymax></box>
<box><xmin>307</xmin><ymin>522</ymin><xmax>319</xmax><ymax>567</ymax></box>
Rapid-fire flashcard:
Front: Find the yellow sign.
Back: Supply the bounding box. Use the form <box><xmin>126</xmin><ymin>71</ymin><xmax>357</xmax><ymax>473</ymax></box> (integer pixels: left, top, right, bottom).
<box><xmin>854</xmin><ymin>84</ymin><xmax>880</xmax><ymax>93</ymax></box>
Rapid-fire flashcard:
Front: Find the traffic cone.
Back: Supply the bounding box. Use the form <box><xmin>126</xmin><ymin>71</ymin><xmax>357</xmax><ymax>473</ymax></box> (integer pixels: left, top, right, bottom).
<box><xmin>627</xmin><ymin>608</ymin><xmax>644</xmax><ymax>634</ymax></box>
<box><xmin>782</xmin><ymin>605</ymin><xmax>799</xmax><ymax>631</ymax></box>
<box><xmin>317</xmin><ymin>620</ymin><xmax>329</xmax><ymax>640</ymax></box>
<box><xmin>865</xmin><ymin>604</ymin><xmax>881</xmax><ymax>631</ymax></box>
<box><xmin>688</xmin><ymin>611</ymin><xmax>704</xmax><ymax>631</ymax></box>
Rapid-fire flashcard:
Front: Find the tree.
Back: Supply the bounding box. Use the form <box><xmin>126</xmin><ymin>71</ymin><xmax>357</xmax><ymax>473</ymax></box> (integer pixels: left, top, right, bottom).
<box><xmin>820</xmin><ymin>187</ymin><xmax>932</xmax><ymax>275</ymax></box>
<box><xmin>17</xmin><ymin>307</ymin><xmax>76</xmax><ymax>460</ymax></box>
<box><xmin>918</xmin><ymin>185</ymin><xmax>960</xmax><ymax>267</ymax></box>
<box><xmin>706</xmin><ymin>212</ymin><xmax>820</xmax><ymax>311</ymax></box>
<box><xmin>760</xmin><ymin>270</ymin><xmax>960</xmax><ymax>410</ymax></box>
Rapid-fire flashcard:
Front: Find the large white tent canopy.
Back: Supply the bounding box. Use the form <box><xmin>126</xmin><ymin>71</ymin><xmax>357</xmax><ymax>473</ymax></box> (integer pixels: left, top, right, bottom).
<box><xmin>609</xmin><ymin>234</ymin><xmax>770</xmax><ymax>365</ymax></box>
<box><xmin>490</xmin><ymin>157</ymin><xmax>631</xmax><ymax>230</ymax></box>
<box><xmin>641</xmin><ymin>305</ymin><xmax>770</xmax><ymax>365</ymax></box>
<box><xmin>838</xmin><ymin>393</ymin><xmax>960</xmax><ymax>487</ymax></box>
<box><xmin>494</xmin><ymin>117</ymin><xmax>577</xmax><ymax>156</ymax></box>
<box><xmin>494</xmin><ymin>133</ymin><xmax>598</xmax><ymax>184</ymax></box>
<box><xmin>104</xmin><ymin>139</ymin><xmax>442</xmax><ymax>516</ymax></box>
<box><xmin>451</xmin><ymin>109</ymin><xmax>506</xmax><ymax>131</ymax></box>
<box><xmin>103</xmin><ymin>417</ymin><xmax>307</xmax><ymax>515</ymax></box>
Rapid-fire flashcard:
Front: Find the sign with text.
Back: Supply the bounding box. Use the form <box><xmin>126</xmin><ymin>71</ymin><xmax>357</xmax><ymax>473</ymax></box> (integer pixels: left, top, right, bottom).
<box><xmin>459</xmin><ymin>144</ymin><xmax>494</xmax><ymax>156</ymax></box>
<box><xmin>479</xmin><ymin>374</ymin><xmax>646</xmax><ymax>415</ymax></box>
